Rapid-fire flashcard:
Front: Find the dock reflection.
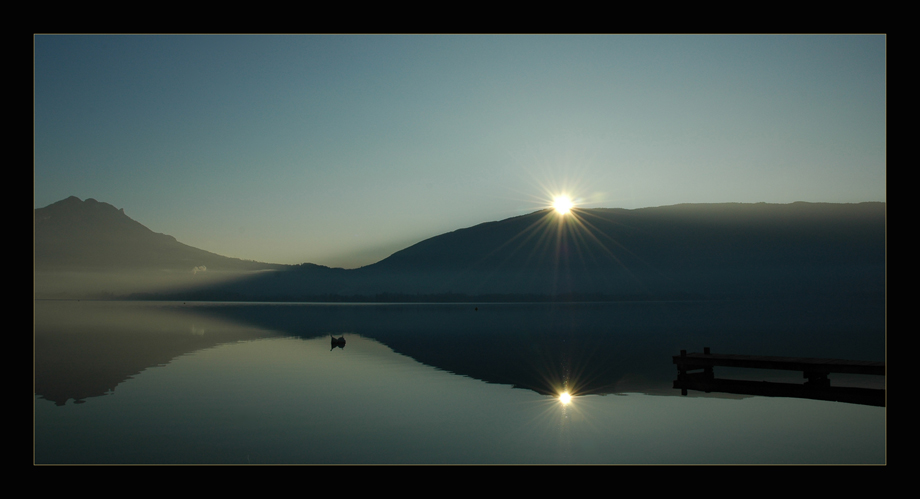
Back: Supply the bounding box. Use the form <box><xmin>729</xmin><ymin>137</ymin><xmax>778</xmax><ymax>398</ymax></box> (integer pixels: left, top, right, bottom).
<box><xmin>673</xmin><ymin>348</ymin><xmax>885</xmax><ymax>406</ymax></box>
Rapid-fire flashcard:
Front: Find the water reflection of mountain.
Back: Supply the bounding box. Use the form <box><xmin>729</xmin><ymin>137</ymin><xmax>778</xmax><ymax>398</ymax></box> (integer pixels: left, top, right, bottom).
<box><xmin>35</xmin><ymin>298</ymin><xmax>884</xmax><ymax>406</ymax></box>
<box><xmin>33</xmin><ymin>302</ymin><xmax>277</xmax><ymax>406</ymax></box>
<box><xmin>189</xmin><ymin>298</ymin><xmax>886</xmax><ymax>398</ymax></box>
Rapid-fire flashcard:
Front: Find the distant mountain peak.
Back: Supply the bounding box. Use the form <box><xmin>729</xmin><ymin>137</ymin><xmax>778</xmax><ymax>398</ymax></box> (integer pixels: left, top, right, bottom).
<box><xmin>35</xmin><ymin>196</ymin><xmax>282</xmax><ymax>272</ymax></box>
<box><xmin>43</xmin><ymin>195</ymin><xmax>125</xmax><ymax>213</ymax></box>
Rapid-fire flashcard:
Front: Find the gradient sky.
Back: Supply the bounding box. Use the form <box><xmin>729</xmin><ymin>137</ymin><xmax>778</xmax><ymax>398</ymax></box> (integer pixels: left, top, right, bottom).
<box><xmin>34</xmin><ymin>35</ymin><xmax>886</xmax><ymax>268</ymax></box>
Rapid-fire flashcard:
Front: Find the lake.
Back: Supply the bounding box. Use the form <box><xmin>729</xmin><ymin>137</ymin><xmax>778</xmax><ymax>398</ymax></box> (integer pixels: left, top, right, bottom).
<box><xmin>34</xmin><ymin>298</ymin><xmax>885</xmax><ymax>464</ymax></box>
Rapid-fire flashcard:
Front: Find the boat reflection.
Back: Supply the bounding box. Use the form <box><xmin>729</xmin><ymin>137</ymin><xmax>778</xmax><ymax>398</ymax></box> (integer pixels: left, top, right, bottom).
<box><xmin>331</xmin><ymin>334</ymin><xmax>347</xmax><ymax>350</ymax></box>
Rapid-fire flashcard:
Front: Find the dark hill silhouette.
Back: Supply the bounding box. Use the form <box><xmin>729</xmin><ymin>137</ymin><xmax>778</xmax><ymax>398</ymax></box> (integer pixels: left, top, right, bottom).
<box><xmin>179</xmin><ymin>201</ymin><xmax>885</xmax><ymax>300</ymax></box>
<box><xmin>370</xmin><ymin>203</ymin><xmax>883</xmax><ymax>273</ymax></box>
<box><xmin>35</xmin><ymin>196</ymin><xmax>284</xmax><ymax>272</ymax></box>
<box><xmin>34</xmin><ymin>197</ymin><xmax>885</xmax><ymax>300</ymax></box>
<box><xmin>344</xmin><ymin>202</ymin><xmax>885</xmax><ymax>297</ymax></box>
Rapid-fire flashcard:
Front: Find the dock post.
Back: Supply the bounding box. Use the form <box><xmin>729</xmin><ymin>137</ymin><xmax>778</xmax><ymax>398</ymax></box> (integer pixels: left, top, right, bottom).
<box><xmin>678</xmin><ymin>350</ymin><xmax>688</xmax><ymax>395</ymax></box>
<box><xmin>702</xmin><ymin>347</ymin><xmax>714</xmax><ymax>382</ymax></box>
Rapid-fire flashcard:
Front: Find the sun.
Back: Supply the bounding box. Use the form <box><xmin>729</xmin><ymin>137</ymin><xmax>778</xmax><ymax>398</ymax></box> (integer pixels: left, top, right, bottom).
<box><xmin>552</xmin><ymin>195</ymin><xmax>574</xmax><ymax>215</ymax></box>
<box><xmin>559</xmin><ymin>391</ymin><xmax>572</xmax><ymax>405</ymax></box>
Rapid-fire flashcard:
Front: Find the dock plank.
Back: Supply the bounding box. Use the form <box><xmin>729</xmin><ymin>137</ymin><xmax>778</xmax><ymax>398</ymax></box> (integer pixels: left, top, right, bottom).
<box><xmin>673</xmin><ymin>351</ymin><xmax>885</xmax><ymax>376</ymax></box>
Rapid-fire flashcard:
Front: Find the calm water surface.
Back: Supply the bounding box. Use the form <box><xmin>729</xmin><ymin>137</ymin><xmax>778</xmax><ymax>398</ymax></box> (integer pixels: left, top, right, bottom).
<box><xmin>34</xmin><ymin>299</ymin><xmax>885</xmax><ymax>464</ymax></box>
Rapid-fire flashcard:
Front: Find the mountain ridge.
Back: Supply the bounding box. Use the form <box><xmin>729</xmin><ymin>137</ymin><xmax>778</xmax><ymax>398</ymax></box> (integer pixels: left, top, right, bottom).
<box><xmin>34</xmin><ymin>197</ymin><xmax>885</xmax><ymax>300</ymax></box>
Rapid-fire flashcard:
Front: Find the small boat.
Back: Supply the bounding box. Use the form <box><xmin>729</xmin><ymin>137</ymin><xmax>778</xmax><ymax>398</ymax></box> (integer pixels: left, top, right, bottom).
<box><xmin>331</xmin><ymin>334</ymin><xmax>346</xmax><ymax>350</ymax></box>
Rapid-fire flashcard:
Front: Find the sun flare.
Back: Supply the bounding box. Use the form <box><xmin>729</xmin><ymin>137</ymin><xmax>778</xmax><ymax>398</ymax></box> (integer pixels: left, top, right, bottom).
<box><xmin>559</xmin><ymin>392</ymin><xmax>572</xmax><ymax>405</ymax></box>
<box><xmin>552</xmin><ymin>196</ymin><xmax>574</xmax><ymax>215</ymax></box>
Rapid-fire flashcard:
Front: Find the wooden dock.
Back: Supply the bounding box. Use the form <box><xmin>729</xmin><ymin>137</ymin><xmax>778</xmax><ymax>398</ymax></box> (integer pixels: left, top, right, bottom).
<box><xmin>673</xmin><ymin>348</ymin><xmax>885</xmax><ymax>406</ymax></box>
